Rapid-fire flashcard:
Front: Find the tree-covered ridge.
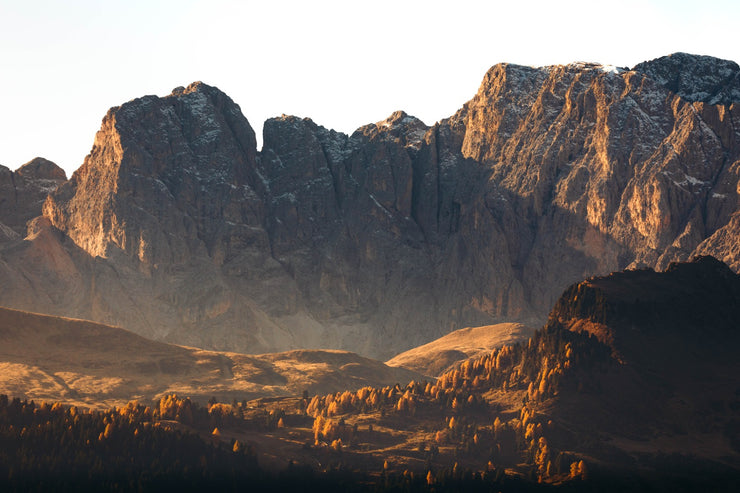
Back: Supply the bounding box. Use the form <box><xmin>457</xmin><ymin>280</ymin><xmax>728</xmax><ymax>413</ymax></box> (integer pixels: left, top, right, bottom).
<box><xmin>301</xmin><ymin>324</ymin><xmax>610</xmax><ymax>484</ymax></box>
<box><xmin>548</xmin><ymin>256</ymin><xmax>740</xmax><ymax>332</ymax></box>
<box><xmin>293</xmin><ymin>254</ymin><xmax>740</xmax><ymax>489</ymax></box>
<box><xmin>0</xmin><ymin>321</ymin><xmax>607</xmax><ymax>491</ymax></box>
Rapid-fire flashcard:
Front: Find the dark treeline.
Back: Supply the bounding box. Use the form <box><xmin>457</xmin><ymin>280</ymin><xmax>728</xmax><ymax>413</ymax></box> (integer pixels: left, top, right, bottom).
<box><xmin>0</xmin><ymin>393</ymin><xmax>555</xmax><ymax>492</ymax></box>
<box><xmin>0</xmin><ymin>394</ymin><xmax>262</xmax><ymax>491</ymax></box>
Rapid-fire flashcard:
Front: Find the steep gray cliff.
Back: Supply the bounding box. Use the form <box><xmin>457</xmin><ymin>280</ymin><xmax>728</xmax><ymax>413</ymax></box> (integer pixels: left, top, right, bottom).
<box><xmin>1</xmin><ymin>53</ymin><xmax>738</xmax><ymax>359</ymax></box>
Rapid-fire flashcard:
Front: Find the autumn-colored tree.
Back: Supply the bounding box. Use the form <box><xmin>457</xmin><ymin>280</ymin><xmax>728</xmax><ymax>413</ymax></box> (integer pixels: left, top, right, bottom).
<box><xmin>577</xmin><ymin>460</ymin><xmax>587</xmax><ymax>480</ymax></box>
<box><xmin>426</xmin><ymin>470</ymin><xmax>435</xmax><ymax>485</ymax></box>
<box><xmin>100</xmin><ymin>422</ymin><xmax>114</xmax><ymax>440</ymax></box>
<box><xmin>535</xmin><ymin>437</ymin><xmax>550</xmax><ymax>478</ymax></box>
<box><xmin>569</xmin><ymin>460</ymin><xmax>587</xmax><ymax>480</ymax></box>
<box><xmin>312</xmin><ymin>415</ymin><xmax>325</xmax><ymax>442</ymax></box>
<box><xmin>327</xmin><ymin>401</ymin><xmax>339</xmax><ymax>416</ymax></box>
<box><xmin>306</xmin><ymin>395</ymin><xmax>321</xmax><ymax>416</ymax></box>
<box><xmin>435</xmin><ymin>430</ymin><xmax>445</xmax><ymax>444</ymax></box>
<box><xmin>493</xmin><ymin>416</ymin><xmax>503</xmax><ymax>438</ymax></box>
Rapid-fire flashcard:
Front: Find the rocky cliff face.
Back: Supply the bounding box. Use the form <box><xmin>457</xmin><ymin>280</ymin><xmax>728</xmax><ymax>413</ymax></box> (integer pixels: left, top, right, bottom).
<box><xmin>44</xmin><ymin>82</ymin><xmax>265</xmax><ymax>264</ymax></box>
<box><xmin>0</xmin><ymin>157</ymin><xmax>66</xmax><ymax>241</ymax></box>
<box><xmin>1</xmin><ymin>53</ymin><xmax>739</xmax><ymax>359</ymax></box>
<box><xmin>442</xmin><ymin>53</ymin><xmax>740</xmax><ymax>317</ymax></box>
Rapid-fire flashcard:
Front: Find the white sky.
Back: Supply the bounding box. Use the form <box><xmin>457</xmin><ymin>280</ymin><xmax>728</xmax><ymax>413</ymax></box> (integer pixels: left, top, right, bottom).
<box><xmin>1</xmin><ymin>0</ymin><xmax>739</xmax><ymax>177</ymax></box>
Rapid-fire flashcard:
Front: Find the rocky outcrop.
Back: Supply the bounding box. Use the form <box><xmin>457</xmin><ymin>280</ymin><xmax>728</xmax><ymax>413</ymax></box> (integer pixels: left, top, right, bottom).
<box><xmin>43</xmin><ymin>82</ymin><xmax>265</xmax><ymax>264</ymax></box>
<box><xmin>1</xmin><ymin>54</ymin><xmax>739</xmax><ymax>359</ymax></box>
<box><xmin>548</xmin><ymin>255</ymin><xmax>740</xmax><ymax>344</ymax></box>
<box><xmin>0</xmin><ymin>158</ymin><xmax>66</xmax><ymax>240</ymax></box>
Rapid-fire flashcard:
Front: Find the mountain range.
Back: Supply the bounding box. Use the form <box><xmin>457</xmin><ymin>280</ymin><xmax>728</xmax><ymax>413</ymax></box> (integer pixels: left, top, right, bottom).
<box><xmin>1</xmin><ymin>52</ymin><xmax>739</xmax><ymax>360</ymax></box>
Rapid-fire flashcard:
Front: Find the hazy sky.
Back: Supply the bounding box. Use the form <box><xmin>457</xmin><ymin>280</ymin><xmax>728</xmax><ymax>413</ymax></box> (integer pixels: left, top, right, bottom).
<box><xmin>2</xmin><ymin>0</ymin><xmax>739</xmax><ymax>177</ymax></box>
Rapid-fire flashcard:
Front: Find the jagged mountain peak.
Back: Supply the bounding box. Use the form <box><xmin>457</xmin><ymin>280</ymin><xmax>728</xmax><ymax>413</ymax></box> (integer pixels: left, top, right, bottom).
<box><xmin>476</xmin><ymin>62</ymin><xmax>549</xmax><ymax>92</ymax></box>
<box><xmin>170</xmin><ymin>80</ymin><xmax>218</xmax><ymax>96</ymax></box>
<box><xmin>0</xmin><ymin>158</ymin><xmax>66</xmax><ymax>239</ymax></box>
<box><xmin>112</xmin><ymin>81</ymin><xmax>255</xmax><ymax>151</ymax></box>
<box><xmin>264</xmin><ymin>114</ymin><xmax>322</xmax><ymax>133</ymax></box>
<box><xmin>563</xmin><ymin>61</ymin><xmax>627</xmax><ymax>72</ymax></box>
<box><xmin>374</xmin><ymin>110</ymin><xmax>425</xmax><ymax>129</ymax></box>
<box><xmin>477</xmin><ymin>53</ymin><xmax>740</xmax><ymax>106</ymax></box>
<box><xmin>353</xmin><ymin>110</ymin><xmax>429</xmax><ymax>149</ymax></box>
<box><xmin>43</xmin><ymin>79</ymin><xmax>262</xmax><ymax>262</ymax></box>
<box><xmin>633</xmin><ymin>52</ymin><xmax>740</xmax><ymax>104</ymax></box>
<box><xmin>476</xmin><ymin>60</ymin><xmax>623</xmax><ymax>88</ymax></box>
<box><xmin>261</xmin><ymin>114</ymin><xmax>348</xmax><ymax>165</ymax></box>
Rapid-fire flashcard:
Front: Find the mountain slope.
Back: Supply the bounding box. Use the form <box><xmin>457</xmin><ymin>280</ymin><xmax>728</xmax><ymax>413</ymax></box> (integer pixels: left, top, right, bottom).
<box><xmin>0</xmin><ymin>53</ymin><xmax>739</xmax><ymax>359</ymax></box>
<box><xmin>466</xmin><ymin>256</ymin><xmax>740</xmax><ymax>474</ymax></box>
<box><xmin>0</xmin><ymin>306</ymin><xmax>423</xmax><ymax>408</ymax></box>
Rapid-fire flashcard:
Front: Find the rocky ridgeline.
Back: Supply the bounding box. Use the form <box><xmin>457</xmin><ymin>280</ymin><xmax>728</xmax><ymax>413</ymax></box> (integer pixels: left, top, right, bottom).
<box><xmin>548</xmin><ymin>256</ymin><xmax>740</xmax><ymax>341</ymax></box>
<box><xmin>1</xmin><ymin>53</ymin><xmax>739</xmax><ymax>359</ymax></box>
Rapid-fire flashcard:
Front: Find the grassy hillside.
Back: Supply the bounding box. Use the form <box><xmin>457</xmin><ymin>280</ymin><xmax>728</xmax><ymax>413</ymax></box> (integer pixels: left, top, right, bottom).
<box><xmin>386</xmin><ymin>322</ymin><xmax>534</xmax><ymax>376</ymax></box>
<box><xmin>0</xmin><ymin>306</ymin><xmax>422</xmax><ymax>408</ymax></box>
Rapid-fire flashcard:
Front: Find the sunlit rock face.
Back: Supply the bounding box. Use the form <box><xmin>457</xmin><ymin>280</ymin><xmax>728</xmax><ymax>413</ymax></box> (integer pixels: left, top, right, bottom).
<box><xmin>44</xmin><ymin>82</ymin><xmax>265</xmax><ymax>264</ymax></box>
<box><xmin>447</xmin><ymin>54</ymin><xmax>740</xmax><ymax>316</ymax></box>
<box><xmin>1</xmin><ymin>53</ymin><xmax>739</xmax><ymax>359</ymax></box>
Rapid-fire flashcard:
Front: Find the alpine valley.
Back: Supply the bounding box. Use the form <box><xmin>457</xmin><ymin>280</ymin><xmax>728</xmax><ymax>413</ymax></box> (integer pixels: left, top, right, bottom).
<box><xmin>1</xmin><ymin>53</ymin><xmax>739</xmax><ymax>491</ymax></box>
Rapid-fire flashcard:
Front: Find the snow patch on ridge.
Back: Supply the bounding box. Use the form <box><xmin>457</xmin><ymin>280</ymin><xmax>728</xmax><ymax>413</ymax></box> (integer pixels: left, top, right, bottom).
<box><xmin>564</xmin><ymin>62</ymin><xmax>626</xmax><ymax>76</ymax></box>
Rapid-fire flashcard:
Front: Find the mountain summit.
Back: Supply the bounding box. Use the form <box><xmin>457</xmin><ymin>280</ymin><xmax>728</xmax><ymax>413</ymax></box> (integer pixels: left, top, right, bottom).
<box><xmin>1</xmin><ymin>54</ymin><xmax>739</xmax><ymax>358</ymax></box>
<box><xmin>44</xmin><ymin>81</ymin><xmax>262</xmax><ymax>263</ymax></box>
<box><xmin>633</xmin><ymin>52</ymin><xmax>740</xmax><ymax>105</ymax></box>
